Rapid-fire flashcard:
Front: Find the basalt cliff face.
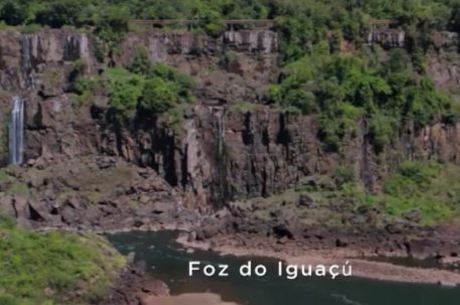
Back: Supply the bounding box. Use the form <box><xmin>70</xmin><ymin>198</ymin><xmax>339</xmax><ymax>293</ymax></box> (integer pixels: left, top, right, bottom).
<box><xmin>0</xmin><ymin>28</ymin><xmax>460</xmax><ymax>206</ymax></box>
<box><xmin>1</xmin><ymin>28</ymin><xmax>460</xmax><ymax>258</ymax></box>
<box><xmin>100</xmin><ymin>103</ymin><xmax>460</xmax><ymax>207</ymax></box>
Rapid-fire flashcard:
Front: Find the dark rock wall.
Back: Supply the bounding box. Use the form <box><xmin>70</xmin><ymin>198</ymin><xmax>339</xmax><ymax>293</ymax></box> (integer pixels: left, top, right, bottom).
<box><xmin>0</xmin><ymin>28</ymin><xmax>460</xmax><ymax>207</ymax></box>
<box><xmin>97</xmin><ymin>102</ymin><xmax>460</xmax><ymax>206</ymax></box>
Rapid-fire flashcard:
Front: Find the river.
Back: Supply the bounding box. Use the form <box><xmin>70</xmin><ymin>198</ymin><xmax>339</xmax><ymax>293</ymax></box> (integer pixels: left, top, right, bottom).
<box><xmin>108</xmin><ymin>231</ymin><xmax>460</xmax><ymax>305</ymax></box>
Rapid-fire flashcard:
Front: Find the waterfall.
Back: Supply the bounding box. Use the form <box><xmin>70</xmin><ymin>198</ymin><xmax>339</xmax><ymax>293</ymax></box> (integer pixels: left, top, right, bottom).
<box><xmin>213</xmin><ymin>108</ymin><xmax>229</xmax><ymax>206</ymax></box>
<box><xmin>20</xmin><ymin>35</ymin><xmax>33</xmax><ymax>88</ymax></box>
<box><xmin>8</xmin><ymin>97</ymin><xmax>24</xmax><ymax>165</ymax></box>
<box><xmin>217</xmin><ymin>110</ymin><xmax>225</xmax><ymax>158</ymax></box>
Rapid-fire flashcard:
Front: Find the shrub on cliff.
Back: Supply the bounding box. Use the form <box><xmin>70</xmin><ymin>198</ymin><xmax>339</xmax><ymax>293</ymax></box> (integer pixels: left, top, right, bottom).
<box><xmin>368</xmin><ymin>113</ymin><xmax>397</xmax><ymax>153</ymax></box>
<box><xmin>129</xmin><ymin>46</ymin><xmax>152</xmax><ymax>76</ymax></box>
<box><xmin>140</xmin><ymin>78</ymin><xmax>178</xmax><ymax>114</ymax></box>
<box><xmin>198</xmin><ymin>8</ymin><xmax>225</xmax><ymax>37</ymax></box>
<box><xmin>106</xmin><ymin>68</ymin><xmax>145</xmax><ymax>120</ymax></box>
<box><xmin>103</xmin><ymin>62</ymin><xmax>194</xmax><ymax>123</ymax></box>
<box><xmin>94</xmin><ymin>5</ymin><xmax>130</xmax><ymax>45</ymax></box>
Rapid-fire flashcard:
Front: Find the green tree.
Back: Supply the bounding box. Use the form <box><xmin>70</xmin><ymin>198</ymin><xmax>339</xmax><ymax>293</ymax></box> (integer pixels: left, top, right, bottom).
<box><xmin>198</xmin><ymin>7</ymin><xmax>225</xmax><ymax>37</ymax></box>
<box><xmin>129</xmin><ymin>46</ymin><xmax>152</xmax><ymax>75</ymax></box>
<box><xmin>0</xmin><ymin>1</ymin><xmax>27</xmax><ymax>25</ymax></box>
<box><xmin>140</xmin><ymin>78</ymin><xmax>178</xmax><ymax>114</ymax></box>
<box><xmin>95</xmin><ymin>5</ymin><xmax>130</xmax><ymax>44</ymax></box>
<box><xmin>35</xmin><ymin>0</ymin><xmax>83</xmax><ymax>28</ymax></box>
<box><xmin>106</xmin><ymin>68</ymin><xmax>145</xmax><ymax>119</ymax></box>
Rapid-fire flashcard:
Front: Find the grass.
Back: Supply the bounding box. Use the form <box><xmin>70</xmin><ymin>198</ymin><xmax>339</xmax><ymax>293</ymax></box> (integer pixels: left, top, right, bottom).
<box><xmin>43</xmin><ymin>68</ymin><xmax>64</xmax><ymax>89</ymax></box>
<box><xmin>344</xmin><ymin>161</ymin><xmax>460</xmax><ymax>226</ymax></box>
<box><xmin>373</xmin><ymin>162</ymin><xmax>460</xmax><ymax>226</ymax></box>
<box><xmin>40</xmin><ymin>162</ymin><xmax>133</xmax><ymax>205</ymax></box>
<box><xmin>0</xmin><ymin>112</ymin><xmax>8</xmax><ymax>163</ymax></box>
<box><xmin>0</xmin><ymin>168</ymin><xmax>30</xmax><ymax>197</ymax></box>
<box><xmin>0</xmin><ymin>218</ymin><xmax>125</xmax><ymax>305</ymax></box>
<box><xmin>5</xmin><ymin>182</ymin><xmax>29</xmax><ymax>197</ymax></box>
<box><xmin>227</xmin><ymin>101</ymin><xmax>259</xmax><ymax>114</ymax></box>
<box><xmin>0</xmin><ymin>22</ymin><xmax>43</xmax><ymax>34</ymax></box>
<box><xmin>0</xmin><ymin>168</ymin><xmax>8</xmax><ymax>184</ymax></box>
<box><xmin>1</xmin><ymin>160</ymin><xmax>135</xmax><ymax>206</ymax></box>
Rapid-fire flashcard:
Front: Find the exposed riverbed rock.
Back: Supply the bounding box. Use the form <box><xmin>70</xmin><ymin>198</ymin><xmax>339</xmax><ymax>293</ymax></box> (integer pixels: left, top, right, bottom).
<box><xmin>0</xmin><ymin>155</ymin><xmax>190</xmax><ymax>231</ymax></box>
<box><xmin>102</xmin><ymin>262</ymin><xmax>170</xmax><ymax>305</ymax></box>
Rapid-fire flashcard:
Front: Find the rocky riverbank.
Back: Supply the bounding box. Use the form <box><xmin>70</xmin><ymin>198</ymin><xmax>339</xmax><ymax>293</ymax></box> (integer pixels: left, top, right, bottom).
<box><xmin>102</xmin><ymin>261</ymin><xmax>170</xmax><ymax>305</ymax></box>
<box><xmin>101</xmin><ymin>259</ymin><xmax>237</xmax><ymax>305</ymax></box>
<box><xmin>177</xmin><ymin>232</ymin><xmax>460</xmax><ymax>287</ymax></box>
<box><xmin>143</xmin><ymin>293</ymin><xmax>238</xmax><ymax>305</ymax></box>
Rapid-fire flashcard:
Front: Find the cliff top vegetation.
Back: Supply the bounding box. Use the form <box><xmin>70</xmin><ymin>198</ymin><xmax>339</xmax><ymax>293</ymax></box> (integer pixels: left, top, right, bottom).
<box><xmin>2</xmin><ymin>0</ymin><xmax>460</xmax><ymax>151</ymax></box>
<box><xmin>1</xmin><ymin>0</ymin><xmax>460</xmax><ymax>52</ymax></box>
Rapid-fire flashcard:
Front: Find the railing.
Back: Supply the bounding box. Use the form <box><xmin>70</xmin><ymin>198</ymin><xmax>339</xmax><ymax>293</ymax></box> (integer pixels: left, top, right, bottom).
<box><xmin>368</xmin><ymin>19</ymin><xmax>399</xmax><ymax>29</ymax></box>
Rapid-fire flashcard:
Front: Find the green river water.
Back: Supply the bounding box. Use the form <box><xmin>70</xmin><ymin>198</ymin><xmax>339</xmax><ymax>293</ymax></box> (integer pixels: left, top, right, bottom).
<box><xmin>108</xmin><ymin>231</ymin><xmax>460</xmax><ymax>305</ymax></box>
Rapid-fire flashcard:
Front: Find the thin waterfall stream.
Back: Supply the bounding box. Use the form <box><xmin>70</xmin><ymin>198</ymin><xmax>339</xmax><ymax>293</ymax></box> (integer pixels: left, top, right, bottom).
<box><xmin>8</xmin><ymin>97</ymin><xmax>24</xmax><ymax>165</ymax></box>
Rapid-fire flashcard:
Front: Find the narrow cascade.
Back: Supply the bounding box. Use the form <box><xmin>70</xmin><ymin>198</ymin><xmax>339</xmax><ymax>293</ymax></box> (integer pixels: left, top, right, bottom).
<box><xmin>8</xmin><ymin>97</ymin><xmax>24</xmax><ymax>165</ymax></box>
<box><xmin>216</xmin><ymin>109</ymin><xmax>225</xmax><ymax>158</ymax></box>
<box><xmin>213</xmin><ymin>108</ymin><xmax>228</xmax><ymax>205</ymax></box>
<box><xmin>20</xmin><ymin>34</ymin><xmax>33</xmax><ymax>88</ymax></box>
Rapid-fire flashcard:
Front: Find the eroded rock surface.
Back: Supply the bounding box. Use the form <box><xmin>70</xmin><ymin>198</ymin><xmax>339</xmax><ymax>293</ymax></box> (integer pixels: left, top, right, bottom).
<box><xmin>0</xmin><ymin>27</ymin><xmax>460</xmax><ymax>259</ymax></box>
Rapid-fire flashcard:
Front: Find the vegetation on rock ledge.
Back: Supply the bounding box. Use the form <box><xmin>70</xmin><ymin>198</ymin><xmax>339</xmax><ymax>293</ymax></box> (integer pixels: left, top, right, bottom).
<box><xmin>268</xmin><ymin>46</ymin><xmax>457</xmax><ymax>152</ymax></box>
<box><xmin>0</xmin><ymin>218</ymin><xmax>125</xmax><ymax>305</ymax></box>
<box><xmin>241</xmin><ymin>161</ymin><xmax>460</xmax><ymax>230</ymax></box>
<box><xmin>70</xmin><ymin>48</ymin><xmax>195</xmax><ymax>130</ymax></box>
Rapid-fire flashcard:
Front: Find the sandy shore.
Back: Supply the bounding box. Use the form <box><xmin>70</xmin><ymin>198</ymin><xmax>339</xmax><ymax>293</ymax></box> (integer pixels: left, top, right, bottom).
<box><xmin>143</xmin><ymin>293</ymin><xmax>238</xmax><ymax>305</ymax></box>
<box><xmin>177</xmin><ymin>235</ymin><xmax>460</xmax><ymax>287</ymax></box>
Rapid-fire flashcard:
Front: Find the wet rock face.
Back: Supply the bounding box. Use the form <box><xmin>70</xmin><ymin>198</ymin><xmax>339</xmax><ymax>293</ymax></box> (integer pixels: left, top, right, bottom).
<box><xmin>97</xmin><ymin>101</ymin><xmax>460</xmax><ymax>207</ymax></box>
<box><xmin>24</xmin><ymin>94</ymin><xmax>101</xmax><ymax>161</ymax></box>
<box><xmin>223</xmin><ymin>29</ymin><xmax>278</xmax><ymax>53</ymax></box>
<box><xmin>367</xmin><ymin>29</ymin><xmax>405</xmax><ymax>48</ymax></box>
<box><xmin>428</xmin><ymin>51</ymin><xmax>460</xmax><ymax>89</ymax></box>
<box><xmin>64</xmin><ymin>33</ymin><xmax>91</xmax><ymax>61</ymax></box>
<box><xmin>0</xmin><ymin>31</ymin><xmax>23</xmax><ymax>90</ymax></box>
<box><xmin>22</xmin><ymin>30</ymin><xmax>92</xmax><ymax>65</ymax></box>
<box><xmin>117</xmin><ymin>29</ymin><xmax>278</xmax><ymax>65</ymax></box>
<box><xmin>428</xmin><ymin>32</ymin><xmax>460</xmax><ymax>89</ymax></box>
<box><xmin>98</xmin><ymin>106</ymin><xmax>319</xmax><ymax>206</ymax></box>
<box><xmin>0</xmin><ymin>29</ymin><xmax>94</xmax><ymax>90</ymax></box>
<box><xmin>432</xmin><ymin>31</ymin><xmax>459</xmax><ymax>51</ymax></box>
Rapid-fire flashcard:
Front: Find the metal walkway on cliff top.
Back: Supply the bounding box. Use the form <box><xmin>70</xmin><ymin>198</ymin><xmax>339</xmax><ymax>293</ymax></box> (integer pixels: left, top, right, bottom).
<box><xmin>129</xmin><ymin>18</ymin><xmax>399</xmax><ymax>31</ymax></box>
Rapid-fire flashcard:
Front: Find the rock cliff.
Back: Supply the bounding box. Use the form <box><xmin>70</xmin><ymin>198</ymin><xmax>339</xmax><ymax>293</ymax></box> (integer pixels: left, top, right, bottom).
<box><xmin>0</xmin><ymin>27</ymin><xmax>460</xmax><ymax>209</ymax></box>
